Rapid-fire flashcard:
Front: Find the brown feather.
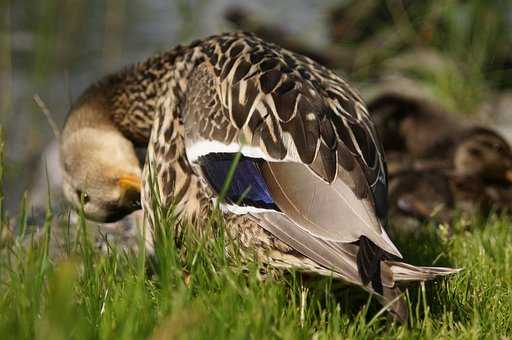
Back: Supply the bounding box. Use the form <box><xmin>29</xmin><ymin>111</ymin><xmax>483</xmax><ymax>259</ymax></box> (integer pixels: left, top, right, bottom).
<box><xmin>309</xmin><ymin>142</ymin><xmax>338</xmax><ymax>183</ymax></box>
<box><xmin>259</xmin><ymin>161</ymin><xmax>401</xmax><ymax>256</ymax></box>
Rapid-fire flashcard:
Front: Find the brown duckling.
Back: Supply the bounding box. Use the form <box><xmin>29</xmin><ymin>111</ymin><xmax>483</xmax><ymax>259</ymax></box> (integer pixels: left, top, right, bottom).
<box><xmin>388</xmin><ymin>170</ymin><xmax>512</xmax><ymax>237</ymax></box>
<box><xmin>406</xmin><ymin>127</ymin><xmax>512</xmax><ymax>183</ymax></box>
<box><xmin>388</xmin><ymin>170</ymin><xmax>454</xmax><ymax>236</ymax></box>
<box><xmin>451</xmin><ymin>127</ymin><xmax>512</xmax><ymax>183</ymax></box>
<box><xmin>368</xmin><ymin>93</ymin><xmax>512</xmax><ymax>177</ymax></box>
<box><xmin>389</xmin><ymin>170</ymin><xmax>453</xmax><ymax>221</ymax></box>
<box><xmin>388</xmin><ymin>127</ymin><xmax>512</xmax><ymax>234</ymax></box>
<box><xmin>367</xmin><ymin>93</ymin><xmax>460</xmax><ymax>160</ymax></box>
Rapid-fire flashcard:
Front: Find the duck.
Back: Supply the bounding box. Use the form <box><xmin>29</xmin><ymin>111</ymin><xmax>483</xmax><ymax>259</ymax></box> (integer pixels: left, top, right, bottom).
<box><xmin>388</xmin><ymin>169</ymin><xmax>454</xmax><ymax>230</ymax></box>
<box><xmin>450</xmin><ymin>127</ymin><xmax>512</xmax><ymax>184</ymax></box>
<box><xmin>387</xmin><ymin>127</ymin><xmax>512</xmax><ymax>233</ymax></box>
<box><xmin>368</xmin><ymin>93</ymin><xmax>512</xmax><ymax>174</ymax></box>
<box><xmin>367</xmin><ymin>93</ymin><xmax>461</xmax><ymax>162</ymax></box>
<box><xmin>60</xmin><ymin>32</ymin><xmax>459</xmax><ymax>322</ymax></box>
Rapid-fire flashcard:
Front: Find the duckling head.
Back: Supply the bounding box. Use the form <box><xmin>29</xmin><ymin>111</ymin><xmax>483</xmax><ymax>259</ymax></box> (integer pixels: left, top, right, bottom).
<box><xmin>453</xmin><ymin>127</ymin><xmax>512</xmax><ymax>183</ymax></box>
<box><xmin>60</xmin><ymin>126</ymin><xmax>142</xmax><ymax>223</ymax></box>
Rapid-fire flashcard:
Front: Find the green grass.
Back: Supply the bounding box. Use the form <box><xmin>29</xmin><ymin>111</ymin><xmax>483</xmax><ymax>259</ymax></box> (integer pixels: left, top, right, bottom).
<box><xmin>0</xmin><ymin>136</ymin><xmax>511</xmax><ymax>338</ymax></box>
<box><xmin>1</xmin><ymin>177</ymin><xmax>511</xmax><ymax>339</ymax></box>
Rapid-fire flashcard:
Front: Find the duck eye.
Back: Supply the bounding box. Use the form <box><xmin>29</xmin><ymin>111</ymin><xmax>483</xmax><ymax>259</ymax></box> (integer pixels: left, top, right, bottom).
<box><xmin>76</xmin><ymin>189</ymin><xmax>90</xmax><ymax>204</ymax></box>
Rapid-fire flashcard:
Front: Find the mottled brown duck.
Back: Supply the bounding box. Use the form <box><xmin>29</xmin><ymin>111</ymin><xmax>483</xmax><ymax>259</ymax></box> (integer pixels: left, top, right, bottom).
<box><xmin>387</xmin><ymin>127</ymin><xmax>512</xmax><ymax>233</ymax></box>
<box><xmin>60</xmin><ymin>32</ymin><xmax>458</xmax><ymax>322</ymax></box>
<box><xmin>367</xmin><ymin>93</ymin><xmax>460</xmax><ymax>161</ymax></box>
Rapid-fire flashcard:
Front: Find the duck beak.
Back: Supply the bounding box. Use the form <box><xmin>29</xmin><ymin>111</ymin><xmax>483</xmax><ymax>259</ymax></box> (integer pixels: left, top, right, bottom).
<box><xmin>119</xmin><ymin>174</ymin><xmax>141</xmax><ymax>192</ymax></box>
<box><xmin>118</xmin><ymin>174</ymin><xmax>142</xmax><ymax>209</ymax></box>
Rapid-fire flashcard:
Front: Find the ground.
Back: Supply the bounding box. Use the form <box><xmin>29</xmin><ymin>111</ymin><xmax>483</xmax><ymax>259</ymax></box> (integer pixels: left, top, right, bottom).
<box><xmin>0</xmin><ymin>200</ymin><xmax>511</xmax><ymax>339</ymax></box>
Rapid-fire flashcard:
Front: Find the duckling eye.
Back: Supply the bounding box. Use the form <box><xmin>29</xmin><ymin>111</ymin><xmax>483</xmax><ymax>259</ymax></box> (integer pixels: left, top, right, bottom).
<box><xmin>493</xmin><ymin>144</ymin><xmax>505</xmax><ymax>153</ymax></box>
<box><xmin>76</xmin><ymin>189</ymin><xmax>90</xmax><ymax>204</ymax></box>
<box><xmin>482</xmin><ymin>140</ymin><xmax>505</xmax><ymax>153</ymax></box>
<box><xmin>468</xmin><ymin>147</ymin><xmax>482</xmax><ymax>157</ymax></box>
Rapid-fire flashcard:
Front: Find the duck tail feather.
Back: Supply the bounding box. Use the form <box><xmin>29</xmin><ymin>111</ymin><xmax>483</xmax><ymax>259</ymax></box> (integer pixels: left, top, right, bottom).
<box><xmin>386</xmin><ymin>260</ymin><xmax>462</xmax><ymax>282</ymax></box>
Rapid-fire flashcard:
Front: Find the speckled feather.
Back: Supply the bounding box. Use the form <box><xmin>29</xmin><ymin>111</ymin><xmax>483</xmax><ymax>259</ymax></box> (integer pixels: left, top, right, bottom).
<box><xmin>96</xmin><ymin>32</ymin><xmax>386</xmax><ymax>221</ymax></box>
<box><xmin>192</xmin><ymin>33</ymin><xmax>388</xmax><ymax>220</ymax></box>
<box><xmin>78</xmin><ymin>32</ymin><xmax>458</xmax><ymax>322</ymax></box>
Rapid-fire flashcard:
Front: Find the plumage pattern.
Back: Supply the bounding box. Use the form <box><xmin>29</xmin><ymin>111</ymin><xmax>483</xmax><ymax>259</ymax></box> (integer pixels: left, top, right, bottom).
<box><xmin>184</xmin><ymin>34</ymin><xmax>388</xmax><ymax>223</ymax></box>
<box><xmin>68</xmin><ymin>32</ymin><xmax>458</xmax><ymax>321</ymax></box>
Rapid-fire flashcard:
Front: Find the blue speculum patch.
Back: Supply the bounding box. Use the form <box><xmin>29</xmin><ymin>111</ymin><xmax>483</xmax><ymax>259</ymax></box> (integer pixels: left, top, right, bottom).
<box><xmin>199</xmin><ymin>153</ymin><xmax>279</xmax><ymax>210</ymax></box>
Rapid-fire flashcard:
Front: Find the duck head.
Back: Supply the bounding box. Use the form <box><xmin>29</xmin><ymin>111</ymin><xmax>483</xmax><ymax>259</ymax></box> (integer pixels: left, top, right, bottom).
<box><xmin>60</xmin><ymin>101</ymin><xmax>143</xmax><ymax>223</ymax></box>
<box><xmin>453</xmin><ymin>127</ymin><xmax>512</xmax><ymax>184</ymax></box>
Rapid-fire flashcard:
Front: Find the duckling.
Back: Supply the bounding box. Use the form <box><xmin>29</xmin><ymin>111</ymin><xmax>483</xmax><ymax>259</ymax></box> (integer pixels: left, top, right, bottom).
<box><xmin>61</xmin><ymin>32</ymin><xmax>459</xmax><ymax>322</ymax></box>
<box><xmin>404</xmin><ymin>127</ymin><xmax>512</xmax><ymax>183</ymax></box>
<box><xmin>452</xmin><ymin>127</ymin><xmax>512</xmax><ymax>183</ymax></box>
<box><xmin>388</xmin><ymin>171</ymin><xmax>510</xmax><ymax>236</ymax></box>
<box><xmin>368</xmin><ymin>93</ymin><xmax>460</xmax><ymax>161</ymax></box>
<box><xmin>388</xmin><ymin>127</ymin><xmax>512</xmax><ymax>233</ymax></box>
<box><xmin>449</xmin><ymin>127</ymin><xmax>512</xmax><ymax>216</ymax></box>
<box><xmin>389</xmin><ymin>170</ymin><xmax>454</xmax><ymax>224</ymax></box>
<box><xmin>368</xmin><ymin>93</ymin><xmax>512</xmax><ymax>175</ymax></box>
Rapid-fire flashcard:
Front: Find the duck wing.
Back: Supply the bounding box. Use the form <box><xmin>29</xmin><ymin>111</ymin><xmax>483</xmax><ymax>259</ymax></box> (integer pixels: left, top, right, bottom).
<box><xmin>182</xmin><ymin>33</ymin><xmax>457</xmax><ymax>297</ymax></box>
<box><xmin>184</xmin><ymin>33</ymin><xmax>394</xmax><ymax>248</ymax></box>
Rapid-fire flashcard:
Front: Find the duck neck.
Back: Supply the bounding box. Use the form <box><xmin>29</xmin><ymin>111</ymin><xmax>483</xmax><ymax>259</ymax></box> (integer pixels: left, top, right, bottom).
<box><xmin>66</xmin><ymin>44</ymin><xmax>194</xmax><ymax>146</ymax></box>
